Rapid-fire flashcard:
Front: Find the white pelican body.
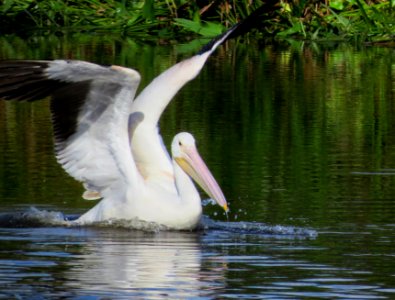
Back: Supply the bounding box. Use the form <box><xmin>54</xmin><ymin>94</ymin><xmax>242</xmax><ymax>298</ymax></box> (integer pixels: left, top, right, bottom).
<box><xmin>0</xmin><ymin>2</ymin><xmax>279</xmax><ymax>229</ymax></box>
<box><xmin>78</xmin><ymin>132</ymin><xmax>221</xmax><ymax>229</ymax></box>
<box><xmin>0</xmin><ymin>27</ymin><xmax>241</xmax><ymax>229</ymax></box>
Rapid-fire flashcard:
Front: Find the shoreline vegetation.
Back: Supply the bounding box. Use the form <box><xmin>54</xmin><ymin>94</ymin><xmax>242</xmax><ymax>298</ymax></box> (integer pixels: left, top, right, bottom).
<box><xmin>0</xmin><ymin>0</ymin><xmax>394</xmax><ymax>44</ymax></box>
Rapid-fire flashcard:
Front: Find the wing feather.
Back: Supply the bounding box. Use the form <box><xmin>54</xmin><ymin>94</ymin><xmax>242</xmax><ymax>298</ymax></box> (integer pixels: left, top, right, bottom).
<box><xmin>0</xmin><ymin>60</ymin><xmax>143</xmax><ymax>197</ymax></box>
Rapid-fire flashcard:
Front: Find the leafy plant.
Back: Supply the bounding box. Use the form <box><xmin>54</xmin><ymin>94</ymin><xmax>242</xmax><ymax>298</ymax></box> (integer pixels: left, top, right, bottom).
<box><xmin>0</xmin><ymin>0</ymin><xmax>393</xmax><ymax>42</ymax></box>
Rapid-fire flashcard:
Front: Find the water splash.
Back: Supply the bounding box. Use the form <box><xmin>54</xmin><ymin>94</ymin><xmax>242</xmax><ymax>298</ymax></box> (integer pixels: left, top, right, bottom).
<box><xmin>200</xmin><ymin>216</ymin><xmax>318</xmax><ymax>239</ymax></box>
<box><xmin>82</xmin><ymin>218</ymin><xmax>170</xmax><ymax>233</ymax></box>
<box><xmin>0</xmin><ymin>207</ymin><xmax>170</xmax><ymax>232</ymax></box>
<box><xmin>0</xmin><ymin>207</ymin><xmax>317</xmax><ymax>238</ymax></box>
<box><xmin>0</xmin><ymin>207</ymin><xmax>67</xmax><ymax>227</ymax></box>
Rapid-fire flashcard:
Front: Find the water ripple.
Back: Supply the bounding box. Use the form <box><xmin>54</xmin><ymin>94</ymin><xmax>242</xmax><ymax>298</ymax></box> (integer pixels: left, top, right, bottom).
<box><xmin>0</xmin><ymin>207</ymin><xmax>317</xmax><ymax>239</ymax></box>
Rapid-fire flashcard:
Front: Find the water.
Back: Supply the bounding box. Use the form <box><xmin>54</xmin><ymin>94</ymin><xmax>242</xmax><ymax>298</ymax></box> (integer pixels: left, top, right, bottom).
<box><xmin>1</xmin><ymin>34</ymin><xmax>395</xmax><ymax>298</ymax></box>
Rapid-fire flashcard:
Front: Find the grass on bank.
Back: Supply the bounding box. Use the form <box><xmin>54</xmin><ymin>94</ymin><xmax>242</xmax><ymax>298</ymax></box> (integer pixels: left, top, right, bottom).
<box><xmin>0</xmin><ymin>0</ymin><xmax>393</xmax><ymax>43</ymax></box>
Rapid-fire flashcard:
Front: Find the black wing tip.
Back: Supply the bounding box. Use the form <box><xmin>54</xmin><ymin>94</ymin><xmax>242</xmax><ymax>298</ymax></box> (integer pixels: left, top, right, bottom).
<box><xmin>197</xmin><ymin>24</ymin><xmax>238</xmax><ymax>55</ymax></box>
<box><xmin>0</xmin><ymin>60</ymin><xmax>53</xmax><ymax>102</ymax></box>
<box><xmin>50</xmin><ymin>81</ymin><xmax>91</xmax><ymax>144</ymax></box>
<box><xmin>198</xmin><ymin>0</ymin><xmax>281</xmax><ymax>55</ymax></box>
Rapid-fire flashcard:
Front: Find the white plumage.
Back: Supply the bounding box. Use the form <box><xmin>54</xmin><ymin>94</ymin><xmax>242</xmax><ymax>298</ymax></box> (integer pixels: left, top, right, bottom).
<box><xmin>0</xmin><ymin>26</ymin><xmax>240</xmax><ymax>230</ymax></box>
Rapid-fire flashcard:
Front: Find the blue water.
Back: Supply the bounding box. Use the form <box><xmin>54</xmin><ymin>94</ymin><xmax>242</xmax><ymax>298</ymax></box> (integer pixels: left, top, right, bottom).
<box><xmin>0</xmin><ymin>214</ymin><xmax>393</xmax><ymax>299</ymax></box>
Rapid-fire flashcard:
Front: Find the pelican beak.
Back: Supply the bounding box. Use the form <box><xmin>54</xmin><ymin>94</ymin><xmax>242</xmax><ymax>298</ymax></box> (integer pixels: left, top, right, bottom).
<box><xmin>175</xmin><ymin>146</ymin><xmax>228</xmax><ymax>212</ymax></box>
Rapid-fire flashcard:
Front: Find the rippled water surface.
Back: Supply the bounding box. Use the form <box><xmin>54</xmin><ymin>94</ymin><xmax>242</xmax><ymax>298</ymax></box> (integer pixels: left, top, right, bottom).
<box><xmin>0</xmin><ymin>34</ymin><xmax>395</xmax><ymax>299</ymax></box>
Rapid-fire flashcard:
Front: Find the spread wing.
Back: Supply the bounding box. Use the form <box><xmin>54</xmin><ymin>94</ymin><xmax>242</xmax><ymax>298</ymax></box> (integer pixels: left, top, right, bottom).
<box><xmin>0</xmin><ymin>60</ymin><xmax>143</xmax><ymax>197</ymax></box>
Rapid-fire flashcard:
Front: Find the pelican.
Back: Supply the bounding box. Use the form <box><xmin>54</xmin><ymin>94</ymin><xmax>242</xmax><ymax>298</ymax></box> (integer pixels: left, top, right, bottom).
<box><xmin>0</xmin><ymin>52</ymin><xmax>231</xmax><ymax>230</ymax></box>
<box><xmin>0</xmin><ymin>3</ymin><xmax>277</xmax><ymax>229</ymax></box>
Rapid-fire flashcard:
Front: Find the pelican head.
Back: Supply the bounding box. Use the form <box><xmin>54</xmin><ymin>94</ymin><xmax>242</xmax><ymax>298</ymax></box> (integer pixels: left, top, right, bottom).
<box><xmin>172</xmin><ymin>132</ymin><xmax>228</xmax><ymax>212</ymax></box>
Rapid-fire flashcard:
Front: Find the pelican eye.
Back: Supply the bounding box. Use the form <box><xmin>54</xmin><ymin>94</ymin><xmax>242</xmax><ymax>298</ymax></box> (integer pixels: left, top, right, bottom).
<box><xmin>178</xmin><ymin>141</ymin><xmax>182</xmax><ymax>146</ymax></box>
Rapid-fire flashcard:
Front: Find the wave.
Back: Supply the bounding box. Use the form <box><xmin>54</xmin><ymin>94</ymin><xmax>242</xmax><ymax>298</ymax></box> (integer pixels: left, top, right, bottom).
<box><xmin>0</xmin><ymin>207</ymin><xmax>317</xmax><ymax>238</ymax></box>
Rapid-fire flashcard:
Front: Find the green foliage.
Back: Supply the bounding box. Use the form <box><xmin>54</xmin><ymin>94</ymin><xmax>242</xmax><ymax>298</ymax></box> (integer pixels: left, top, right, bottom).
<box><xmin>0</xmin><ymin>0</ymin><xmax>393</xmax><ymax>42</ymax></box>
<box><xmin>174</xmin><ymin>18</ymin><xmax>224</xmax><ymax>37</ymax></box>
<box><xmin>278</xmin><ymin>0</ymin><xmax>394</xmax><ymax>42</ymax></box>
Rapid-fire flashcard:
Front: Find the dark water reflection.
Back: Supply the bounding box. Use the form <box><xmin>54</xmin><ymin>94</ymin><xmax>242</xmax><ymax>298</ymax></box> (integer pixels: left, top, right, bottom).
<box><xmin>0</xmin><ymin>225</ymin><xmax>392</xmax><ymax>299</ymax></box>
<box><xmin>1</xmin><ymin>34</ymin><xmax>395</xmax><ymax>298</ymax></box>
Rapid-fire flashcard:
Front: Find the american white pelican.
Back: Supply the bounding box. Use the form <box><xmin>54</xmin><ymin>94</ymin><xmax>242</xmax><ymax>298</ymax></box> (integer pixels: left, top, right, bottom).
<box><xmin>0</xmin><ymin>3</ymin><xmax>278</xmax><ymax>229</ymax></box>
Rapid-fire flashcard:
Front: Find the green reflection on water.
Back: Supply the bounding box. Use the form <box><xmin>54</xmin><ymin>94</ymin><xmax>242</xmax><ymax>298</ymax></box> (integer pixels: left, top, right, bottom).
<box><xmin>0</xmin><ymin>34</ymin><xmax>394</xmax><ymax>228</ymax></box>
